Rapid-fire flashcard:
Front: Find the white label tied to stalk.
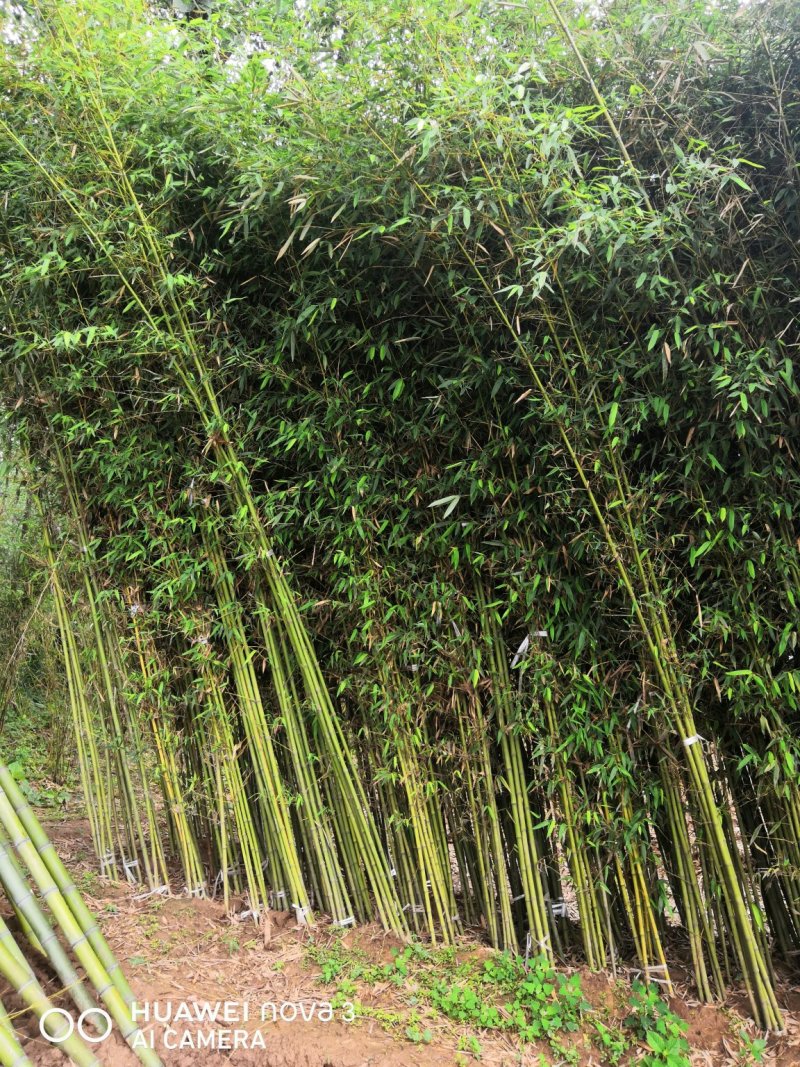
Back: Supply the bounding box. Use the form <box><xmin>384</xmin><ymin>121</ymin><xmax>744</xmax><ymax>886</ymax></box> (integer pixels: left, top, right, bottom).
<box><xmin>292</xmin><ymin>904</ymin><xmax>311</xmax><ymax>925</ymax></box>
<box><xmin>682</xmin><ymin>733</ymin><xmax>705</xmax><ymax>748</ymax></box>
<box><xmin>134</xmin><ymin>884</ymin><xmax>170</xmax><ymax>900</ymax></box>
<box><xmin>511</xmin><ymin>632</ymin><xmax>548</xmax><ymax>668</ymax></box>
<box><xmin>332</xmin><ymin>916</ymin><xmax>356</xmax><ymax>928</ymax></box>
<box><xmin>511</xmin><ymin>635</ymin><xmax>529</xmax><ymax>668</ymax></box>
<box><xmin>212</xmin><ymin>866</ymin><xmax>239</xmax><ymax>894</ymax></box>
<box><xmin>122</xmin><ymin>858</ymin><xmax>140</xmax><ymax>884</ymax></box>
<box><xmin>642</xmin><ymin>964</ymin><xmax>670</xmax><ymax>986</ymax></box>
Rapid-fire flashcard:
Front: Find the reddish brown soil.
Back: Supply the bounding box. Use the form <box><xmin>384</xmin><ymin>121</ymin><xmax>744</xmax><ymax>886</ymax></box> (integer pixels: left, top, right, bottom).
<box><xmin>2</xmin><ymin>818</ymin><xmax>799</xmax><ymax>1066</ymax></box>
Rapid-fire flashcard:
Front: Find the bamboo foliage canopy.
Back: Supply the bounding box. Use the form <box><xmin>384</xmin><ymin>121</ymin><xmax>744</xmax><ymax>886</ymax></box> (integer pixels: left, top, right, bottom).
<box><xmin>0</xmin><ymin>0</ymin><xmax>799</xmax><ymax>1032</ymax></box>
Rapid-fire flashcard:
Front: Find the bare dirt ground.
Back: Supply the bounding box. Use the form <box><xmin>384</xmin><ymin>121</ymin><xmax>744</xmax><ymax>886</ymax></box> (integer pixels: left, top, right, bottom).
<box><xmin>3</xmin><ymin>818</ymin><xmax>800</xmax><ymax>1066</ymax></box>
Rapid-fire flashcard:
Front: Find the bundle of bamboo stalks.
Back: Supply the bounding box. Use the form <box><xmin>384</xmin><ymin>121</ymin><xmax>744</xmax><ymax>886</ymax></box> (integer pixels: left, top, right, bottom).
<box><xmin>0</xmin><ymin>762</ymin><xmax>162</xmax><ymax>1066</ymax></box>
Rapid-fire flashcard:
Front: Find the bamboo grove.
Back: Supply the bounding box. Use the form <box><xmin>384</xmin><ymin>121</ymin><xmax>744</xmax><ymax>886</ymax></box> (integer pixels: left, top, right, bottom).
<box><xmin>1</xmin><ymin>0</ymin><xmax>799</xmax><ymax>1032</ymax></box>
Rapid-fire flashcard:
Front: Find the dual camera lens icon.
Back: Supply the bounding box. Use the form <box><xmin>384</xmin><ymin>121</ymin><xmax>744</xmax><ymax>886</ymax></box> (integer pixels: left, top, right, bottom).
<box><xmin>39</xmin><ymin>1008</ymin><xmax>113</xmax><ymax>1044</ymax></box>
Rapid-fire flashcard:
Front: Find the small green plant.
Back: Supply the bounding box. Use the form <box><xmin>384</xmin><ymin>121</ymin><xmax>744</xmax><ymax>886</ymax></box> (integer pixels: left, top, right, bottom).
<box><xmin>509</xmin><ymin>957</ymin><xmax>590</xmax><ymax>1041</ymax></box>
<box><xmin>593</xmin><ymin>1020</ymin><xmax>630</xmax><ymax>1065</ymax></box>
<box><xmin>221</xmin><ymin>932</ymin><xmax>240</xmax><ymax>956</ymax></box>
<box><xmin>430</xmin><ymin>980</ymin><xmax>503</xmax><ymax>1028</ymax></box>
<box><xmin>625</xmin><ymin>982</ymin><xmax>690</xmax><ymax>1067</ymax></box>
<box><xmin>480</xmin><ymin>951</ymin><xmax>524</xmax><ymax>991</ymax></box>
<box><xmin>331</xmin><ymin>987</ymin><xmax>359</xmax><ymax>1013</ymax></box>
<box><xmin>404</xmin><ymin>1023</ymin><xmax>432</xmax><ymax>1044</ymax></box>
<box><xmin>737</xmin><ymin>1029</ymin><xmax>767</xmax><ymax>1064</ymax></box>
<box><xmin>320</xmin><ymin>955</ymin><xmax>344</xmax><ymax>982</ymax></box>
<box><xmin>142</xmin><ymin>915</ymin><xmax>160</xmax><ymax>938</ymax></box>
<box><xmin>386</xmin><ymin>944</ymin><xmax>429</xmax><ymax>981</ymax></box>
<box><xmin>78</xmin><ymin>870</ymin><xmax>98</xmax><ymax>892</ymax></box>
<box><xmin>549</xmin><ymin>1035</ymin><xmax>580</xmax><ymax>1066</ymax></box>
<box><xmin>336</xmin><ymin>978</ymin><xmax>357</xmax><ymax>1000</ymax></box>
<box><xmin>357</xmin><ymin>1004</ymin><xmax>406</xmax><ymax>1031</ymax></box>
<box><xmin>457</xmin><ymin>1034</ymin><xmax>483</xmax><ymax>1060</ymax></box>
<box><xmin>306</xmin><ymin>941</ymin><xmax>347</xmax><ymax>983</ymax></box>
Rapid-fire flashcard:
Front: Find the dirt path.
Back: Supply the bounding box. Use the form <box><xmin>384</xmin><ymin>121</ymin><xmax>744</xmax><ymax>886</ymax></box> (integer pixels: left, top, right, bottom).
<box><xmin>3</xmin><ymin>818</ymin><xmax>800</xmax><ymax>1066</ymax></box>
